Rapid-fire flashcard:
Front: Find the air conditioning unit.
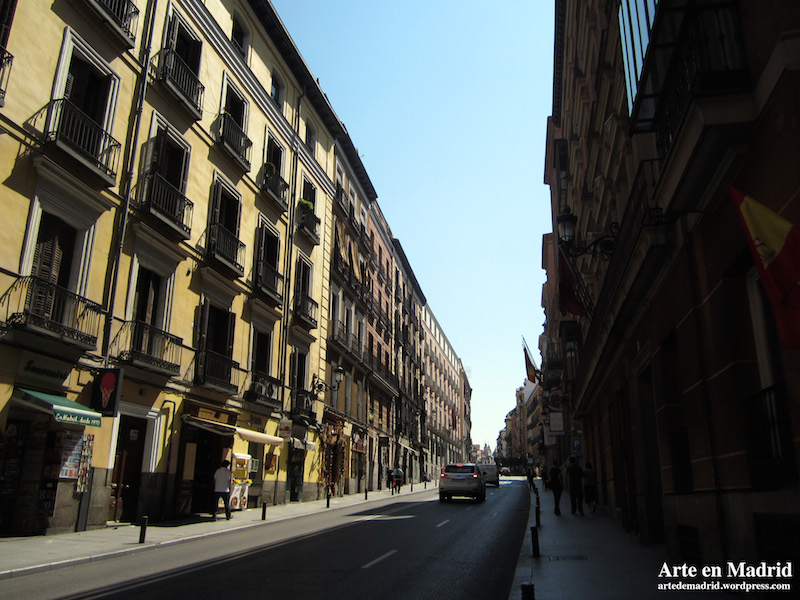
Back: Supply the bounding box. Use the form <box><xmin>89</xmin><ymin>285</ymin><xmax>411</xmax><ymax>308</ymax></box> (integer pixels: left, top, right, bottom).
<box><xmin>255</xmin><ymin>380</ymin><xmax>277</xmax><ymax>400</ymax></box>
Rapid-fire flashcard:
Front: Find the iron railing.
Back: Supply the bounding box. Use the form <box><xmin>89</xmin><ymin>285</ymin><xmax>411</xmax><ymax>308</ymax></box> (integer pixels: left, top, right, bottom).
<box><xmin>92</xmin><ymin>0</ymin><xmax>139</xmax><ymax>40</ymax></box>
<box><xmin>159</xmin><ymin>48</ymin><xmax>204</xmax><ymax>116</ymax></box>
<box><xmin>297</xmin><ymin>204</ymin><xmax>320</xmax><ymax>243</ymax></box>
<box><xmin>218</xmin><ymin>112</ymin><xmax>252</xmax><ymax>169</ymax></box>
<box><xmin>293</xmin><ymin>292</ymin><xmax>318</xmax><ymax>328</ymax></box>
<box><xmin>0</xmin><ymin>276</ymin><xmax>101</xmax><ymax>348</ymax></box>
<box><xmin>142</xmin><ymin>172</ymin><xmax>193</xmax><ymax>236</ymax></box>
<box><xmin>208</xmin><ymin>222</ymin><xmax>245</xmax><ymax>275</ymax></box>
<box><xmin>260</xmin><ymin>166</ymin><xmax>289</xmax><ymax>210</ymax></box>
<box><xmin>114</xmin><ymin>320</ymin><xmax>182</xmax><ymax>374</ymax></box>
<box><xmin>247</xmin><ymin>371</ymin><xmax>283</xmax><ymax>408</ymax></box>
<box><xmin>256</xmin><ymin>260</ymin><xmax>283</xmax><ymax>300</ymax></box>
<box><xmin>198</xmin><ymin>350</ymin><xmax>239</xmax><ymax>393</ymax></box>
<box><xmin>747</xmin><ymin>384</ymin><xmax>797</xmax><ymax>489</ymax></box>
<box><xmin>0</xmin><ymin>46</ymin><xmax>13</xmax><ymax>107</ymax></box>
<box><xmin>47</xmin><ymin>99</ymin><xmax>121</xmax><ymax>181</ymax></box>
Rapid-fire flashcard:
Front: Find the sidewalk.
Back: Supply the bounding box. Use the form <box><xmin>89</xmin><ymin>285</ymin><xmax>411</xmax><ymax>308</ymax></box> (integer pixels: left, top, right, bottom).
<box><xmin>0</xmin><ymin>482</ymin><xmax>434</xmax><ymax>580</ymax></box>
<box><xmin>509</xmin><ymin>479</ymin><xmax>721</xmax><ymax>600</ymax></box>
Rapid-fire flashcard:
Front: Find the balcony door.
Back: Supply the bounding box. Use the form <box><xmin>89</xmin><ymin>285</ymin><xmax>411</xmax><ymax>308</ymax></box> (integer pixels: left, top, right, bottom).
<box><xmin>27</xmin><ymin>213</ymin><xmax>76</xmax><ymax>320</ymax></box>
<box><xmin>65</xmin><ymin>54</ymin><xmax>110</xmax><ymax>126</ymax></box>
<box><xmin>132</xmin><ymin>267</ymin><xmax>162</xmax><ymax>356</ymax></box>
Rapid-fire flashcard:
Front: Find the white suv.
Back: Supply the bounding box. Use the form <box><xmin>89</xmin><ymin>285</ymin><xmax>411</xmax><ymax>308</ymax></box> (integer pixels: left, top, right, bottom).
<box><xmin>440</xmin><ymin>463</ymin><xmax>486</xmax><ymax>502</ymax></box>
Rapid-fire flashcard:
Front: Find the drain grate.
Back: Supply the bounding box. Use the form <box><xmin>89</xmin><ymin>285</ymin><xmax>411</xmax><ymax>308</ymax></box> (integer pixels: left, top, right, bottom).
<box><xmin>548</xmin><ymin>555</ymin><xmax>588</xmax><ymax>561</ymax></box>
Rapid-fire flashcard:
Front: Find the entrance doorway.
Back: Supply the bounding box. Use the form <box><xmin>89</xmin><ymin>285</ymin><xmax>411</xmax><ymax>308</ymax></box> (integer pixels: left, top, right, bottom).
<box><xmin>109</xmin><ymin>416</ymin><xmax>147</xmax><ymax>522</ymax></box>
<box><xmin>190</xmin><ymin>427</ymin><xmax>230</xmax><ymax>514</ymax></box>
<box><xmin>288</xmin><ymin>445</ymin><xmax>304</xmax><ymax>501</ymax></box>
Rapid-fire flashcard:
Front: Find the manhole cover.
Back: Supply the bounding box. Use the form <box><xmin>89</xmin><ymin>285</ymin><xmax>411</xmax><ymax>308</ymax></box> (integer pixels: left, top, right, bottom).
<box><xmin>548</xmin><ymin>555</ymin><xmax>588</xmax><ymax>561</ymax></box>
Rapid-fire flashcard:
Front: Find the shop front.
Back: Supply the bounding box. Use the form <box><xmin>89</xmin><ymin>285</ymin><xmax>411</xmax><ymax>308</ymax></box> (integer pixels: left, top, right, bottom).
<box><xmin>1</xmin><ymin>388</ymin><xmax>101</xmax><ymax>536</ymax></box>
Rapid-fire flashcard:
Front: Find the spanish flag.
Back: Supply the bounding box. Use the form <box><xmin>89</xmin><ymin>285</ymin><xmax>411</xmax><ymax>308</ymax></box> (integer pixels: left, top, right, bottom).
<box><xmin>523</xmin><ymin>339</ymin><xmax>540</xmax><ymax>384</ymax></box>
<box><xmin>728</xmin><ymin>186</ymin><xmax>800</xmax><ymax>348</ymax></box>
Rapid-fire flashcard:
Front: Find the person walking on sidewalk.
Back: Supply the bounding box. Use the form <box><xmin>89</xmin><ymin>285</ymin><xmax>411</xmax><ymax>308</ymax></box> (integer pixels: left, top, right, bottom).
<box><xmin>567</xmin><ymin>456</ymin><xmax>584</xmax><ymax>515</ymax></box>
<box><xmin>583</xmin><ymin>461</ymin><xmax>598</xmax><ymax>514</ymax></box>
<box><xmin>548</xmin><ymin>460</ymin><xmax>563</xmax><ymax>515</ymax></box>
<box><xmin>212</xmin><ymin>459</ymin><xmax>233</xmax><ymax>521</ymax></box>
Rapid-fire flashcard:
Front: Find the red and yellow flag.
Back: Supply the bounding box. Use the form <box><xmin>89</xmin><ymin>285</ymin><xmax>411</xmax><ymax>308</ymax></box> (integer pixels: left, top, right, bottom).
<box><xmin>728</xmin><ymin>186</ymin><xmax>800</xmax><ymax>348</ymax></box>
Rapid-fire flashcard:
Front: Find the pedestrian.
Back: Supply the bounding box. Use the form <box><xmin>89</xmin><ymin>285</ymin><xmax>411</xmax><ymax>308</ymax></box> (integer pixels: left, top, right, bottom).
<box><xmin>548</xmin><ymin>460</ymin><xmax>563</xmax><ymax>515</ymax></box>
<box><xmin>567</xmin><ymin>456</ymin><xmax>584</xmax><ymax>515</ymax></box>
<box><xmin>526</xmin><ymin>467</ymin><xmax>535</xmax><ymax>490</ymax></box>
<box><xmin>583</xmin><ymin>461</ymin><xmax>598</xmax><ymax>514</ymax></box>
<box><xmin>212</xmin><ymin>459</ymin><xmax>233</xmax><ymax>521</ymax></box>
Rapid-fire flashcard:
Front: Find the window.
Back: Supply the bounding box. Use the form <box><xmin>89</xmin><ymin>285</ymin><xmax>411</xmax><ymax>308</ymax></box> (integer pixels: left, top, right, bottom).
<box><xmin>209</xmin><ymin>176</ymin><xmax>244</xmax><ymax>274</ymax></box>
<box><xmin>301</xmin><ymin>179</ymin><xmax>316</xmax><ymax>210</ymax></box>
<box><xmin>305</xmin><ymin>121</ymin><xmax>317</xmax><ymax>156</ymax></box>
<box><xmin>269</xmin><ymin>73</ymin><xmax>284</xmax><ymax>111</ymax></box>
<box><xmin>252</xmin><ymin>327</ymin><xmax>273</xmax><ymax>376</ymax></box>
<box><xmin>231</xmin><ymin>14</ymin><xmax>249</xmax><ymax>60</ymax></box>
<box><xmin>262</xmin><ymin>135</ymin><xmax>288</xmax><ymax>209</ymax></box>
<box><xmin>290</xmin><ymin>347</ymin><xmax>309</xmax><ymax>392</ymax></box>
<box><xmin>143</xmin><ymin>116</ymin><xmax>192</xmax><ymax>235</ymax></box>
<box><xmin>196</xmin><ymin>297</ymin><xmax>237</xmax><ymax>391</ymax></box>
<box><xmin>49</xmin><ymin>29</ymin><xmax>121</xmax><ymax>183</ymax></box>
<box><xmin>0</xmin><ymin>0</ymin><xmax>18</xmax><ymax>48</ymax></box>
<box><xmin>161</xmin><ymin>11</ymin><xmax>204</xmax><ymax>117</ymax></box>
<box><xmin>254</xmin><ymin>220</ymin><xmax>282</xmax><ymax>298</ymax></box>
<box><xmin>219</xmin><ymin>79</ymin><xmax>251</xmax><ymax>169</ymax></box>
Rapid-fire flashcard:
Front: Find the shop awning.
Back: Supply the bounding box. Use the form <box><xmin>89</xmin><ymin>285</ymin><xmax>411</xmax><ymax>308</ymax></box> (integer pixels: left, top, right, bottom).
<box><xmin>16</xmin><ymin>388</ymin><xmax>102</xmax><ymax>427</ymax></box>
<box><xmin>183</xmin><ymin>414</ymin><xmax>236</xmax><ymax>436</ymax></box>
<box><xmin>236</xmin><ymin>427</ymin><xmax>283</xmax><ymax>446</ymax></box>
<box><xmin>291</xmin><ymin>437</ymin><xmax>316</xmax><ymax>451</ymax></box>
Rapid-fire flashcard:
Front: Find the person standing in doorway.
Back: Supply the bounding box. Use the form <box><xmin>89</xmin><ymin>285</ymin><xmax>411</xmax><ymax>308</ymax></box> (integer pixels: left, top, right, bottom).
<box><xmin>548</xmin><ymin>460</ymin><xmax>563</xmax><ymax>515</ymax></box>
<box><xmin>567</xmin><ymin>456</ymin><xmax>584</xmax><ymax>515</ymax></box>
<box><xmin>212</xmin><ymin>459</ymin><xmax>233</xmax><ymax>521</ymax></box>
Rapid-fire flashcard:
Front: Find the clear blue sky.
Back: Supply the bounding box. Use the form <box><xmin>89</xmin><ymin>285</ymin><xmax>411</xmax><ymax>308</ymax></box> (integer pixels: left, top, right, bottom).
<box><xmin>270</xmin><ymin>0</ymin><xmax>555</xmax><ymax>450</ymax></box>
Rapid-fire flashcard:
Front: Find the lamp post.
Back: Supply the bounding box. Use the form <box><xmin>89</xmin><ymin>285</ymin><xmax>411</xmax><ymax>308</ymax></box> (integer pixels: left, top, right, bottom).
<box><xmin>311</xmin><ymin>365</ymin><xmax>344</xmax><ymax>508</ymax></box>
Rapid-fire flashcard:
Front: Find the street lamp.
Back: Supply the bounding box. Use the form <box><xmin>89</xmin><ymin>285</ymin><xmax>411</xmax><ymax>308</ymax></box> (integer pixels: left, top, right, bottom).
<box><xmin>311</xmin><ymin>365</ymin><xmax>345</xmax><ymax>394</ymax></box>
<box><xmin>557</xmin><ymin>205</ymin><xmax>618</xmax><ymax>259</ymax></box>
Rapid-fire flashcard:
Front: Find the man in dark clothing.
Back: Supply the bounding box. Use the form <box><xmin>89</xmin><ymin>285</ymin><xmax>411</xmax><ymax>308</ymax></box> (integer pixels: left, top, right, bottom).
<box><xmin>548</xmin><ymin>461</ymin><xmax>563</xmax><ymax>515</ymax></box>
<box><xmin>567</xmin><ymin>456</ymin><xmax>584</xmax><ymax>515</ymax></box>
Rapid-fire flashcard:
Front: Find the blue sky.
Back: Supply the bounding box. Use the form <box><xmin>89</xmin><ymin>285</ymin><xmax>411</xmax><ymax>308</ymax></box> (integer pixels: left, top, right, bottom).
<box><xmin>270</xmin><ymin>0</ymin><xmax>555</xmax><ymax>450</ymax></box>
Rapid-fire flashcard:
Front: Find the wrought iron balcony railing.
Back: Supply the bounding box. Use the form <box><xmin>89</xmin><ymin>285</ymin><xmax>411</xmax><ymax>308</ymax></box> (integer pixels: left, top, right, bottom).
<box><xmin>255</xmin><ymin>260</ymin><xmax>283</xmax><ymax>301</ymax></box>
<box><xmin>0</xmin><ymin>46</ymin><xmax>13</xmax><ymax>107</ymax></box>
<box><xmin>297</xmin><ymin>204</ymin><xmax>320</xmax><ymax>244</ymax></box>
<box><xmin>246</xmin><ymin>371</ymin><xmax>283</xmax><ymax>408</ymax></box>
<box><xmin>47</xmin><ymin>99</ymin><xmax>121</xmax><ymax>183</ymax></box>
<box><xmin>207</xmin><ymin>222</ymin><xmax>245</xmax><ymax>276</ymax></box>
<box><xmin>114</xmin><ymin>320</ymin><xmax>182</xmax><ymax>374</ymax></box>
<box><xmin>197</xmin><ymin>350</ymin><xmax>239</xmax><ymax>393</ymax></box>
<box><xmin>141</xmin><ymin>172</ymin><xmax>193</xmax><ymax>237</ymax></box>
<box><xmin>293</xmin><ymin>292</ymin><xmax>318</xmax><ymax>328</ymax></box>
<box><xmin>159</xmin><ymin>48</ymin><xmax>204</xmax><ymax>118</ymax></box>
<box><xmin>0</xmin><ymin>276</ymin><xmax>101</xmax><ymax>349</ymax></box>
<box><xmin>260</xmin><ymin>165</ymin><xmax>289</xmax><ymax>211</ymax></box>
<box><xmin>88</xmin><ymin>0</ymin><xmax>139</xmax><ymax>42</ymax></box>
<box><xmin>291</xmin><ymin>389</ymin><xmax>316</xmax><ymax>420</ymax></box>
<box><xmin>217</xmin><ymin>112</ymin><xmax>252</xmax><ymax>170</ymax></box>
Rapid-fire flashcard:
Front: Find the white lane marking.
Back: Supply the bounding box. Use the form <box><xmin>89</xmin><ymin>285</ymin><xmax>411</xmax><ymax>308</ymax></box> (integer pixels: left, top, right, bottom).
<box><xmin>436</xmin><ymin>519</ymin><xmax>450</xmax><ymax>528</ymax></box>
<box><xmin>361</xmin><ymin>549</ymin><xmax>397</xmax><ymax>569</ymax></box>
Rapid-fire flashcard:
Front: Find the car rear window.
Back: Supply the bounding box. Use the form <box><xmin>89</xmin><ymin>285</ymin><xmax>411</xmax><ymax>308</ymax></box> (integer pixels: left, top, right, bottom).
<box><xmin>445</xmin><ymin>465</ymin><xmax>476</xmax><ymax>474</ymax></box>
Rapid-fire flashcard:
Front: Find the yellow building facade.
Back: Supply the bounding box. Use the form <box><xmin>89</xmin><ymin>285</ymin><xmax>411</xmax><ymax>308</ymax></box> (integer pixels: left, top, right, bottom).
<box><xmin>0</xmin><ymin>0</ymin><xmax>470</xmax><ymax>537</ymax></box>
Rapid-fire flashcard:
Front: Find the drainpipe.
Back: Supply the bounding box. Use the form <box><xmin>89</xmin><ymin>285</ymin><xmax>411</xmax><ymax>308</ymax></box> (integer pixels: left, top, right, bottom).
<box><xmin>101</xmin><ymin>0</ymin><xmax>159</xmax><ymax>359</ymax></box>
<box><xmin>278</xmin><ymin>85</ymin><xmax>305</xmax><ymax>410</ymax></box>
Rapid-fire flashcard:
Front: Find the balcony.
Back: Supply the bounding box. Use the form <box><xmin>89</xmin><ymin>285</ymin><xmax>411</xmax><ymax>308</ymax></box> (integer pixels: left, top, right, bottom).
<box><xmin>296</xmin><ymin>203</ymin><xmax>320</xmax><ymax>245</ymax></box>
<box><xmin>140</xmin><ymin>173</ymin><xmax>193</xmax><ymax>239</ymax></box>
<box><xmin>259</xmin><ymin>165</ymin><xmax>289</xmax><ymax>213</ymax></box>
<box><xmin>245</xmin><ymin>371</ymin><xmax>282</xmax><ymax>410</ymax></box>
<box><xmin>293</xmin><ymin>292</ymin><xmax>318</xmax><ymax>329</ymax></box>
<box><xmin>329</xmin><ymin>321</ymin><xmax>363</xmax><ymax>362</ymax></box>
<box><xmin>368</xmin><ymin>352</ymin><xmax>398</xmax><ymax>394</ymax></box>
<box><xmin>207</xmin><ymin>223</ymin><xmax>245</xmax><ymax>277</ymax></box>
<box><xmin>158</xmin><ymin>48</ymin><xmax>204</xmax><ymax>120</ymax></box>
<box><xmin>82</xmin><ymin>0</ymin><xmax>139</xmax><ymax>48</ymax></box>
<box><xmin>114</xmin><ymin>320</ymin><xmax>182</xmax><ymax>375</ymax></box>
<box><xmin>216</xmin><ymin>112</ymin><xmax>252</xmax><ymax>172</ymax></box>
<box><xmin>0</xmin><ymin>47</ymin><xmax>13</xmax><ymax>108</ymax></box>
<box><xmin>0</xmin><ymin>276</ymin><xmax>102</xmax><ymax>350</ymax></box>
<box><xmin>291</xmin><ymin>389</ymin><xmax>316</xmax><ymax>423</ymax></box>
<box><xmin>255</xmin><ymin>260</ymin><xmax>283</xmax><ymax>303</ymax></box>
<box><xmin>46</xmin><ymin>99</ymin><xmax>120</xmax><ymax>186</ymax></box>
<box><xmin>197</xmin><ymin>350</ymin><xmax>239</xmax><ymax>394</ymax></box>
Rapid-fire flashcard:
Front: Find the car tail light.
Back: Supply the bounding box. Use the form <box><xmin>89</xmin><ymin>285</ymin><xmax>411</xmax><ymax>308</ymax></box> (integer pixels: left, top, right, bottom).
<box><xmin>472</xmin><ymin>473</ymin><xmax>479</xmax><ymax>479</ymax></box>
<box><xmin>440</xmin><ymin>467</ymin><xmax>445</xmax><ymax>478</ymax></box>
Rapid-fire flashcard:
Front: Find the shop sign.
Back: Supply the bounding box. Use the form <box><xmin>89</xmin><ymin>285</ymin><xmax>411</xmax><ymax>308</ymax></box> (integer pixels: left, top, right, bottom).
<box><xmin>279</xmin><ymin>419</ymin><xmax>293</xmax><ymax>440</ymax></box>
<box><xmin>91</xmin><ymin>369</ymin><xmax>123</xmax><ymax>416</ymax></box>
<box><xmin>18</xmin><ymin>351</ymin><xmax>71</xmax><ymax>387</ymax></box>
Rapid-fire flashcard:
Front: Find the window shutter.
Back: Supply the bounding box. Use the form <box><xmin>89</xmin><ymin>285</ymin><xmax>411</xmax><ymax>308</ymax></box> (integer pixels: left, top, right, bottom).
<box><xmin>225</xmin><ymin>310</ymin><xmax>235</xmax><ymax>359</ymax></box>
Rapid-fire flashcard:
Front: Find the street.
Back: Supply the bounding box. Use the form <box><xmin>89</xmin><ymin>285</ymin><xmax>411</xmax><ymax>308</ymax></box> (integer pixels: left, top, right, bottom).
<box><xmin>0</xmin><ymin>479</ymin><xmax>530</xmax><ymax>600</ymax></box>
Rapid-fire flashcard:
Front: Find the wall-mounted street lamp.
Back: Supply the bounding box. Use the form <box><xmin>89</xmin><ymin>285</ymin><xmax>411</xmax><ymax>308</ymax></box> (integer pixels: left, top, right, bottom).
<box><xmin>311</xmin><ymin>365</ymin><xmax>345</xmax><ymax>394</ymax></box>
<box><xmin>556</xmin><ymin>206</ymin><xmax>618</xmax><ymax>259</ymax></box>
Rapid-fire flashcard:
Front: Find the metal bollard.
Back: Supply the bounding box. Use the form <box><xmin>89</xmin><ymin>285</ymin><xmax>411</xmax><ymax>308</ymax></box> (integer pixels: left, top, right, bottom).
<box><xmin>536</xmin><ymin>501</ymin><xmax>541</xmax><ymax>528</ymax></box>
<box><xmin>262</xmin><ymin>502</ymin><xmax>267</xmax><ymax>520</ymax></box>
<box><xmin>365</xmin><ymin>487</ymin><xmax>368</xmax><ymax>501</ymax></box>
<box><xmin>139</xmin><ymin>516</ymin><xmax>148</xmax><ymax>544</ymax></box>
<box><xmin>530</xmin><ymin>526</ymin><xmax>540</xmax><ymax>558</ymax></box>
<box><xmin>521</xmin><ymin>582</ymin><xmax>535</xmax><ymax>600</ymax></box>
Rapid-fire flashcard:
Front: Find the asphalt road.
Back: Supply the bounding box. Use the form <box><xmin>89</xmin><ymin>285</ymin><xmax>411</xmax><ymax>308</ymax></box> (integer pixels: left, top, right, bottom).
<box><xmin>2</xmin><ymin>479</ymin><xmax>529</xmax><ymax>600</ymax></box>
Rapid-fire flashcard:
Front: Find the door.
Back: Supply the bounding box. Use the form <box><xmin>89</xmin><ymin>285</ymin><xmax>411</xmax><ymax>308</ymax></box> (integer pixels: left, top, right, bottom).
<box><xmin>110</xmin><ymin>416</ymin><xmax>147</xmax><ymax>522</ymax></box>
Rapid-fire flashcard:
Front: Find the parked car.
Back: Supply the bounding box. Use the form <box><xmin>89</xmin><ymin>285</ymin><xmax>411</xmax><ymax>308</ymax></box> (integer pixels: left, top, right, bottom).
<box><xmin>477</xmin><ymin>463</ymin><xmax>500</xmax><ymax>486</ymax></box>
<box><xmin>500</xmin><ymin>467</ymin><xmax>512</xmax><ymax>476</ymax></box>
<box><xmin>440</xmin><ymin>463</ymin><xmax>486</xmax><ymax>502</ymax></box>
